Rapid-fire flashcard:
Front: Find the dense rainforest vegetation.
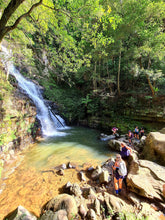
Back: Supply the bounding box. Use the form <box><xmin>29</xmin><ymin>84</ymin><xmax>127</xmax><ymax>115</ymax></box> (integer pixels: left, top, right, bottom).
<box><xmin>0</xmin><ymin>0</ymin><xmax>165</xmax><ymax>133</ymax></box>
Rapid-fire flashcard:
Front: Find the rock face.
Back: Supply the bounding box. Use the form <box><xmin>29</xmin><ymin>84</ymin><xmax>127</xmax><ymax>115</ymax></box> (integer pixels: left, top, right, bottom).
<box><xmin>0</xmin><ymin>70</ymin><xmax>38</xmax><ymax>178</ymax></box>
<box><xmin>127</xmin><ymin>159</ymin><xmax>165</xmax><ymax>201</ymax></box>
<box><xmin>80</xmin><ymin>96</ymin><xmax>165</xmax><ymax>131</ymax></box>
<box><xmin>142</xmin><ymin>132</ymin><xmax>165</xmax><ymax>166</ymax></box>
<box><xmin>0</xmin><ymin>72</ymin><xmax>37</xmax><ymax>152</ymax></box>
<box><xmin>45</xmin><ymin>194</ymin><xmax>78</xmax><ymax>220</ymax></box>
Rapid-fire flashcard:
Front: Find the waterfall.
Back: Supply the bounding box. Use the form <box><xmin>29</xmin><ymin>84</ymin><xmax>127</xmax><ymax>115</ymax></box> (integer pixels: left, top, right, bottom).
<box><xmin>1</xmin><ymin>46</ymin><xmax>66</xmax><ymax>137</ymax></box>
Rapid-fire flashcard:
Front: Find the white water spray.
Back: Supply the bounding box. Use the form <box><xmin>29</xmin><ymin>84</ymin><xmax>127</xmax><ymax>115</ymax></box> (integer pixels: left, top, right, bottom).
<box><xmin>1</xmin><ymin>46</ymin><xmax>66</xmax><ymax>137</ymax></box>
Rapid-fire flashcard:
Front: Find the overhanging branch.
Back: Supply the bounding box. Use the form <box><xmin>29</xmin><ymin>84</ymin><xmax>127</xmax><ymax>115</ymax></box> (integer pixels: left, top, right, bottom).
<box><xmin>6</xmin><ymin>0</ymin><xmax>43</xmax><ymax>33</ymax></box>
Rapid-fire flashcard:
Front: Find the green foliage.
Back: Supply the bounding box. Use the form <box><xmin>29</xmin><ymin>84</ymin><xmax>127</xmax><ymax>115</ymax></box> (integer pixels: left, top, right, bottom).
<box><xmin>10</xmin><ymin>131</ymin><xmax>16</xmax><ymax>140</ymax></box>
<box><xmin>1</xmin><ymin>0</ymin><xmax>165</xmax><ymax>132</ymax></box>
<box><xmin>40</xmin><ymin>79</ymin><xmax>85</xmax><ymax>122</ymax></box>
<box><xmin>0</xmin><ymin>133</ymin><xmax>5</xmax><ymax>146</ymax></box>
<box><xmin>81</xmin><ymin>94</ymin><xmax>92</xmax><ymax>105</ymax></box>
<box><xmin>125</xmin><ymin>96</ymin><xmax>137</xmax><ymax>107</ymax></box>
<box><xmin>144</xmin><ymin>96</ymin><xmax>152</xmax><ymax>100</ymax></box>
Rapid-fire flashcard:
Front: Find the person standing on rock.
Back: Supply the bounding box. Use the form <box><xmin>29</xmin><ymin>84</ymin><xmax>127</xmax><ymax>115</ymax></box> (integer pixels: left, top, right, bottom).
<box><xmin>112</xmin><ymin>154</ymin><xmax>127</xmax><ymax>195</ymax></box>
<box><xmin>140</xmin><ymin>127</ymin><xmax>144</xmax><ymax>138</ymax></box>
<box><xmin>134</xmin><ymin>126</ymin><xmax>139</xmax><ymax>139</ymax></box>
<box><xmin>127</xmin><ymin>130</ymin><xmax>133</xmax><ymax>146</ymax></box>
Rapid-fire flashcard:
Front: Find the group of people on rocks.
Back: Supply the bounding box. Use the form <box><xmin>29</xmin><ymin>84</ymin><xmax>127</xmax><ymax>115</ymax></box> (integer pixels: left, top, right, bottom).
<box><xmin>110</xmin><ymin>126</ymin><xmax>145</xmax><ymax>195</ymax></box>
<box><xmin>127</xmin><ymin>126</ymin><xmax>144</xmax><ymax>145</ymax></box>
<box><xmin>112</xmin><ymin>126</ymin><xmax>145</xmax><ymax>145</ymax></box>
<box><xmin>112</xmin><ymin>142</ymin><xmax>132</xmax><ymax>195</ymax></box>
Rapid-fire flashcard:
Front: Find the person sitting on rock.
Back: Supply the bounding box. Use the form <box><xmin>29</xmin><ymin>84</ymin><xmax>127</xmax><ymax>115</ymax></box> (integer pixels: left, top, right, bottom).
<box><xmin>112</xmin><ymin>154</ymin><xmax>127</xmax><ymax>195</ymax></box>
<box><xmin>120</xmin><ymin>142</ymin><xmax>132</xmax><ymax>159</ymax></box>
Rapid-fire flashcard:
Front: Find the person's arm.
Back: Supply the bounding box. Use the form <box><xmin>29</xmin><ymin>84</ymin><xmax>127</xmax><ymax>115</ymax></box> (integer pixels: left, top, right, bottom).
<box><xmin>126</xmin><ymin>146</ymin><xmax>132</xmax><ymax>153</ymax></box>
<box><xmin>112</xmin><ymin>161</ymin><xmax>119</xmax><ymax>170</ymax></box>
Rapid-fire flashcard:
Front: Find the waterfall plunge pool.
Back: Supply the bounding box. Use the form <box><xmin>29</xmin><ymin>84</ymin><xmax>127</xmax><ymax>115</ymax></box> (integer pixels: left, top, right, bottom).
<box><xmin>0</xmin><ymin>126</ymin><xmax>114</xmax><ymax>219</ymax></box>
<box><xmin>23</xmin><ymin>126</ymin><xmax>114</xmax><ymax>170</ymax></box>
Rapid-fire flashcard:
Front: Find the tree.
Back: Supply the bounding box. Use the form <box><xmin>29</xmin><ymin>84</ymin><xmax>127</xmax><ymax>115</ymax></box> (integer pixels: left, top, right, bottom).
<box><xmin>106</xmin><ymin>0</ymin><xmax>165</xmax><ymax>96</ymax></box>
<box><xmin>0</xmin><ymin>0</ymin><xmax>44</xmax><ymax>43</ymax></box>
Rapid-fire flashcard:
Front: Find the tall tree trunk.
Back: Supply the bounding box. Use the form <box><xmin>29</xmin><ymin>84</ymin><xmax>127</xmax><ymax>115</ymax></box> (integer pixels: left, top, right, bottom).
<box><xmin>107</xmin><ymin>59</ymin><xmax>109</xmax><ymax>78</ymax></box>
<box><xmin>93</xmin><ymin>61</ymin><xmax>97</xmax><ymax>90</ymax></box>
<box><xmin>107</xmin><ymin>59</ymin><xmax>112</xmax><ymax>94</ymax></box>
<box><xmin>146</xmin><ymin>55</ymin><xmax>155</xmax><ymax>96</ymax></box>
<box><xmin>146</xmin><ymin>74</ymin><xmax>155</xmax><ymax>96</ymax></box>
<box><xmin>117</xmin><ymin>49</ymin><xmax>121</xmax><ymax>95</ymax></box>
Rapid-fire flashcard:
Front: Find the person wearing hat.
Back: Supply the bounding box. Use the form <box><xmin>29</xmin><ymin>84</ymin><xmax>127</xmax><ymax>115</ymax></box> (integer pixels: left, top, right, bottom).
<box><xmin>112</xmin><ymin>154</ymin><xmax>127</xmax><ymax>195</ymax></box>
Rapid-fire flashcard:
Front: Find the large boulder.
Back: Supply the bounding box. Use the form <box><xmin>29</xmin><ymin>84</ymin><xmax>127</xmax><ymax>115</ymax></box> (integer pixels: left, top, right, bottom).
<box><xmin>103</xmin><ymin>192</ymin><xmax>126</xmax><ymax>213</ymax></box>
<box><xmin>142</xmin><ymin>132</ymin><xmax>165</xmax><ymax>166</ymax></box>
<box><xmin>45</xmin><ymin>194</ymin><xmax>78</xmax><ymax>220</ymax></box>
<box><xmin>159</xmin><ymin>127</ymin><xmax>165</xmax><ymax>134</ymax></box>
<box><xmin>127</xmin><ymin>160</ymin><xmax>165</xmax><ymax>201</ymax></box>
<box><xmin>108</xmin><ymin>140</ymin><xmax>121</xmax><ymax>151</ymax></box>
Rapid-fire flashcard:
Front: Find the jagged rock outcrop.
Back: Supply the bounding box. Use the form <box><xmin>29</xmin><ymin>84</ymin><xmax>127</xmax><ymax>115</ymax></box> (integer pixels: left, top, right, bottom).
<box><xmin>127</xmin><ymin>159</ymin><xmax>165</xmax><ymax>201</ymax></box>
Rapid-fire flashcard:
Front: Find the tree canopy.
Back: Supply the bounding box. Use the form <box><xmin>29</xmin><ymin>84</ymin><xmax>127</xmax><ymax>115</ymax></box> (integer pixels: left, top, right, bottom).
<box><xmin>0</xmin><ymin>0</ymin><xmax>165</xmax><ymax>122</ymax></box>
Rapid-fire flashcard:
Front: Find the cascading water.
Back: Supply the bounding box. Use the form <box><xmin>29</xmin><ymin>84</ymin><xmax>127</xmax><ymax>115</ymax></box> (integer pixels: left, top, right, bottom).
<box><xmin>1</xmin><ymin>46</ymin><xmax>66</xmax><ymax>137</ymax></box>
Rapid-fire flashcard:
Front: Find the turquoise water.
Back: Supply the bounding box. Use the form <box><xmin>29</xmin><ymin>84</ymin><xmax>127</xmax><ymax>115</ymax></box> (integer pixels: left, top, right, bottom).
<box><xmin>24</xmin><ymin>126</ymin><xmax>114</xmax><ymax>169</ymax></box>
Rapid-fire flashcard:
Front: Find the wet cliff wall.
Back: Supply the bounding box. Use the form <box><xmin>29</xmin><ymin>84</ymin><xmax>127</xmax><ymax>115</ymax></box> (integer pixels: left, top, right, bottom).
<box><xmin>0</xmin><ymin>67</ymin><xmax>38</xmax><ymax>177</ymax></box>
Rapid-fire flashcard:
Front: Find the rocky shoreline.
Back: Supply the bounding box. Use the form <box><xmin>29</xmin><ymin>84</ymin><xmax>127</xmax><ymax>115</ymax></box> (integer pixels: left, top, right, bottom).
<box><xmin>2</xmin><ymin>131</ymin><xmax>165</xmax><ymax>220</ymax></box>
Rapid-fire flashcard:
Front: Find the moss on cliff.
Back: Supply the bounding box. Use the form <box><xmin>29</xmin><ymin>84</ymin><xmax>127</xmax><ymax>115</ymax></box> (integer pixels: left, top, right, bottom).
<box><xmin>0</xmin><ymin>67</ymin><xmax>37</xmax><ymax>177</ymax></box>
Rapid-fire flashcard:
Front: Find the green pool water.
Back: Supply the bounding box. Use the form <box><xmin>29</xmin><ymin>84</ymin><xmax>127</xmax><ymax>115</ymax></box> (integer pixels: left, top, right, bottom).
<box><xmin>24</xmin><ymin>126</ymin><xmax>115</xmax><ymax>170</ymax></box>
